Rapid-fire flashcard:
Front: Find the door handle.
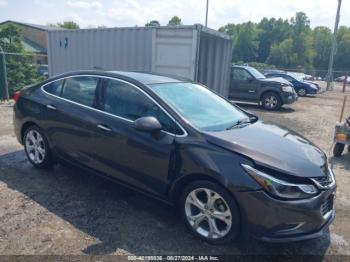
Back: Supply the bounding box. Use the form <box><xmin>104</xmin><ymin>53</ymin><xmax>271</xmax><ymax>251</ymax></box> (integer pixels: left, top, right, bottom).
<box><xmin>248</xmin><ymin>90</ymin><xmax>255</xmax><ymax>93</ymax></box>
<box><xmin>97</xmin><ymin>124</ymin><xmax>112</xmax><ymax>132</ymax></box>
<box><xmin>46</xmin><ymin>104</ymin><xmax>56</xmax><ymax>110</ymax></box>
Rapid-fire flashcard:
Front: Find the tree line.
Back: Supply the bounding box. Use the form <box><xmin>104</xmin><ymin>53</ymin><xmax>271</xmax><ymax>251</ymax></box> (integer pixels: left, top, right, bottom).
<box><xmin>1</xmin><ymin>12</ymin><xmax>349</xmax><ymax>98</ymax></box>
<box><xmin>219</xmin><ymin>12</ymin><xmax>350</xmax><ymax>75</ymax></box>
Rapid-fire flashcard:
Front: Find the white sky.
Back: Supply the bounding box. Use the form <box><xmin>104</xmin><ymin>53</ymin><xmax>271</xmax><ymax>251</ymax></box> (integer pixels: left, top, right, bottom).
<box><xmin>0</xmin><ymin>0</ymin><xmax>349</xmax><ymax>29</ymax></box>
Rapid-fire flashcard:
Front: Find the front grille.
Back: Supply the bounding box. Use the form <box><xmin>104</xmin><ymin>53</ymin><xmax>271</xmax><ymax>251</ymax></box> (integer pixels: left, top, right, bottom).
<box><xmin>321</xmin><ymin>195</ymin><xmax>333</xmax><ymax>217</ymax></box>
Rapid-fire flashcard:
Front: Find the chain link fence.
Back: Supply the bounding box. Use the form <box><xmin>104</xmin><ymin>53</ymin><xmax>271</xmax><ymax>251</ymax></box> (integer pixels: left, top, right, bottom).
<box><xmin>0</xmin><ymin>51</ymin><xmax>48</xmax><ymax>101</ymax></box>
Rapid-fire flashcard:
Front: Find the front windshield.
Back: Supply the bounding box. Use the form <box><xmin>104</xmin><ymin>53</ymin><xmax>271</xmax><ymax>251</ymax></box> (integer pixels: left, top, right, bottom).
<box><xmin>246</xmin><ymin>67</ymin><xmax>266</xmax><ymax>79</ymax></box>
<box><xmin>288</xmin><ymin>73</ymin><xmax>303</xmax><ymax>81</ymax></box>
<box><xmin>149</xmin><ymin>83</ymin><xmax>248</xmax><ymax>131</ymax></box>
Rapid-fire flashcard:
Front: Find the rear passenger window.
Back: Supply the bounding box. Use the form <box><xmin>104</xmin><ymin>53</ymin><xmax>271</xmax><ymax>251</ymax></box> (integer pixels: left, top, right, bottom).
<box><xmin>43</xmin><ymin>79</ymin><xmax>64</xmax><ymax>96</ymax></box>
<box><xmin>102</xmin><ymin>79</ymin><xmax>183</xmax><ymax>135</ymax></box>
<box><xmin>61</xmin><ymin>76</ymin><xmax>98</xmax><ymax>107</ymax></box>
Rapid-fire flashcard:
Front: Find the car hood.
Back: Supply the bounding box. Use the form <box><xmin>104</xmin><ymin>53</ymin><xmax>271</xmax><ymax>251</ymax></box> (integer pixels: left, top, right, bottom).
<box><xmin>304</xmin><ymin>81</ymin><xmax>319</xmax><ymax>89</ymax></box>
<box><xmin>203</xmin><ymin>121</ymin><xmax>327</xmax><ymax>178</ymax></box>
<box><xmin>260</xmin><ymin>77</ymin><xmax>292</xmax><ymax>86</ymax></box>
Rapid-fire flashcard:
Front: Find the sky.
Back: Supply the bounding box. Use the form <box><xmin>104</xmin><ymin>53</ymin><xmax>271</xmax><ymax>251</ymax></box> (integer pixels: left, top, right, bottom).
<box><xmin>0</xmin><ymin>0</ymin><xmax>349</xmax><ymax>30</ymax></box>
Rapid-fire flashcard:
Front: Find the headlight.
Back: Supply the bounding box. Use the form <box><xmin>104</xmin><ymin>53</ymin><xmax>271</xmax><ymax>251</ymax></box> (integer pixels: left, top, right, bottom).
<box><xmin>309</xmin><ymin>83</ymin><xmax>317</xmax><ymax>89</ymax></box>
<box><xmin>282</xmin><ymin>85</ymin><xmax>294</xmax><ymax>93</ymax></box>
<box><xmin>241</xmin><ymin>164</ymin><xmax>318</xmax><ymax>199</ymax></box>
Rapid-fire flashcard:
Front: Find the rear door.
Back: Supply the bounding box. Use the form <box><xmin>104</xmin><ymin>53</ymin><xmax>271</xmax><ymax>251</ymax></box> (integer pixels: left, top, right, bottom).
<box><xmin>86</xmin><ymin>78</ymin><xmax>183</xmax><ymax>196</ymax></box>
<box><xmin>42</xmin><ymin>75</ymin><xmax>101</xmax><ymax>166</ymax></box>
<box><xmin>230</xmin><ymin>67</ymin><xmax>259</xmax><ymax>101</ymax></box>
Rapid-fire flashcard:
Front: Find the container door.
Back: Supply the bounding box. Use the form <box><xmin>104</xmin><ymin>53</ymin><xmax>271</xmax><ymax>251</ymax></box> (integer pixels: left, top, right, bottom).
<box><xmin>151</xmin><ymin>28</ymin><xmax>197</xmax><ymax>81</ymax></box>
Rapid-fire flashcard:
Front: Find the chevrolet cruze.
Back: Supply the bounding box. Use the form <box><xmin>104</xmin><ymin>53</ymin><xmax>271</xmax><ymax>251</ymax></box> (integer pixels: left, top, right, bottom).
<box><xmin>13</xmin><ymin>71</ymin><xmax>336</xmax><ymax>244</ymax></box>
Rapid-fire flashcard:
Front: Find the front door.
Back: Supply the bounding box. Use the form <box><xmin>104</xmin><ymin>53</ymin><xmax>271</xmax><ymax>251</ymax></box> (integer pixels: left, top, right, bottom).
<box><xmin>230</xmin><ymin>68</ymin><xmax>259</xmax><ymax>101</ymax></box>
<box><xmin>88</xmin><ymin>78</ymin><xmax>182</xmax><ymax>196</ymax></box>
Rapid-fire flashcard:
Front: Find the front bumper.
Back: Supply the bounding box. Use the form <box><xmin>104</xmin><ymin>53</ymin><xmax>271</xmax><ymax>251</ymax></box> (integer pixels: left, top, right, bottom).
<box><xmin>308</xmin><ymin>88</ymin><xmax>319</xmax><ymax>95</ymax></box>
<box><xmin>281</xmin><ymin>92</ymin><xmax>298</xmax><ymax>105</ymax></box>
<box><xmin>234</xmin><ymin>187</ymin><xmax>336</xmax><ymax>243</ymax></box>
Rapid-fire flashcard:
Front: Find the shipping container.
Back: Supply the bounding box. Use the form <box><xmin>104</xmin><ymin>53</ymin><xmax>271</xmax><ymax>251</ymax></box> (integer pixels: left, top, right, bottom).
<box><xmin>47</xmin><ymin>25</ymin><xmax>232</xmax><ymax>97</ymax></box>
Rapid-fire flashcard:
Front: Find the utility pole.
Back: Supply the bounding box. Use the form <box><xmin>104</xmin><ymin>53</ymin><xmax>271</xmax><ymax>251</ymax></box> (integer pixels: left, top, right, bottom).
<box><xmin>205</xmin><ymin>0</ymin><xmax>209</xmax><ymax>27</ymax></box>
<box><xmin>0</xmin><ymin>46</ymin><xmax>9</xmax><ymax>100</ymax></box>
<box><xmin>327</xmin><ymin>0</ymin><xmax>342</xmax><ymax>91</ymax></box>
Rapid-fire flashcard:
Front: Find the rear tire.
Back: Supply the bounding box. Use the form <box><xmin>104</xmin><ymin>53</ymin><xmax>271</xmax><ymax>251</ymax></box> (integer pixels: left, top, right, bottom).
<box><xmin>333</xmin><ymin>143</ymin><xmax>345</xmax><ymax>157</ymax></box>
<box><xmin>23</xmin><ymin>125</ymin><xmax>53</xmax><ymax>169</ymax></box>
<box><xmin>179</xmin><ymin>180</ymin><xmax>240</xmax><ymax>245</ymax></box>
<box><xmin>261</xmin><ymin>92</ymin><xmax>281</xmax><ymax>110</ymax></box>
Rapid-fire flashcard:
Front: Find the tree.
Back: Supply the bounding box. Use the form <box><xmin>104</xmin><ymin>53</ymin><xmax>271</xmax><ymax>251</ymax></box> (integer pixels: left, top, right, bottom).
<box><xmin>267</xmin><ymin>38</ymin><xmax>296</xmax><ymax>68</ymax></box>
<box><xmin>49</xmin><ymin>21</ymin><xmax>80</xmax><ymax>29</ymax></box>
<box><xmin>145</xmin><ymin>20</ymin><xmax>160</xmax><ymax>27</ymax></box>
<box><xmin>257</xmin><ymin>18</ymin><xmax>291</xmax><ymax>63</ymax></box>
<box><xmin>290</xmin><ymin>12</ymin><xmax>314</xmax><ymax>69</ymax></box>
<box><xmin>313</xmin><ymin>26</ymin><xmax>332</xmax><ymax>70</ymax></box>
<box><xmin>0</xmin><ymin>24</ymin><xmax>42</xmax><ymax>95</ymax></box>
<box><xmin>167</xmin><ymin>16</ymin><xmax>182</xmax><ymax>26</ymax></box>
<box><xmin>335</xmin><ymin>26</ymin><xmax>350</xmax><ymax>71</ymax></box>
<box><xmin>220</xmin><ymin>23</ymin><xmax>259</xmax><ymax>62</ymax></box>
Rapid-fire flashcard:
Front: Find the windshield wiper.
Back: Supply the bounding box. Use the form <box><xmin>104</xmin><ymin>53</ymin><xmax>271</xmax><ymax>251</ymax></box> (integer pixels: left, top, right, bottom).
<box><xmin>226</xmin><ymin>116</ymin><xmax>258</xmax><ymax>130</ymax></box>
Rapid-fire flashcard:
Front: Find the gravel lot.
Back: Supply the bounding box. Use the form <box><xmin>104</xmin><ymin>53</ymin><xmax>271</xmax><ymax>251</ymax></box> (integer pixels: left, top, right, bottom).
<box><xmin>0</xmin><ymin>82</ymin><xmax>350</xmax><ymax>256</ymax></box>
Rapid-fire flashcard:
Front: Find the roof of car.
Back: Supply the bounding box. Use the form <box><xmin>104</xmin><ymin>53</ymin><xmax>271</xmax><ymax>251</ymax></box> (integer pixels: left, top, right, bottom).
<box><xmin>232</xmin><ymin>65</ymin><xmax>251</xmax><ymax>69</ymax></box>
<box><xmin>51</xmin><ymin>70</ymin><xmax>187</xmax><ymax>86</ymax></box>
<box><xmin>109</xmin><ymin>71</ymin><xmax>184</xmax><ymax>85</ymax></box>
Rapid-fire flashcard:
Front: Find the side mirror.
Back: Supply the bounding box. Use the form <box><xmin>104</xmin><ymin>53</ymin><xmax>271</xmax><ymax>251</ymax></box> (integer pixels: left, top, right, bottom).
<box><xmin>133</xmin><ymin>116</ymin><xmax>162</xmax><ymax>133</ymax></box>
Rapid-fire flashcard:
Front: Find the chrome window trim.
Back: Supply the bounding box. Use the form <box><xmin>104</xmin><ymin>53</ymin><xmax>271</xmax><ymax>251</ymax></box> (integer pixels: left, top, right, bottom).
<box><xmin>40</xmin><ymin>74</ymin><xmax>188</xmax><ymax>137</ymax></box>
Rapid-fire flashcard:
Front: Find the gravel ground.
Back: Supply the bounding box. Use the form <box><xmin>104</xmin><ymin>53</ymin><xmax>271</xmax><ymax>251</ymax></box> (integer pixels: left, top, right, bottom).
<box><xmin>0</xmin><ymin>82</ymin><xmax>350</xmax><ymax>257</ymax></box>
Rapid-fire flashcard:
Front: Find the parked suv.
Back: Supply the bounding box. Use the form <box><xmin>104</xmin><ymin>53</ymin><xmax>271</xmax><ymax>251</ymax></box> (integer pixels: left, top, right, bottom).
<box><xmin>229</xmin><ymin>65</ymin><xmax>297</xmax><ymax>110</ymax></box>
<box><xmin>265</xmin><ymin>72</ymin><xmax>320</xmax><ymax>97</ymax></box>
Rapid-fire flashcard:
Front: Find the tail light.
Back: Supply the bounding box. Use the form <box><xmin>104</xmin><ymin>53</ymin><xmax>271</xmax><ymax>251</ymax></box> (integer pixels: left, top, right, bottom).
<box><xmin>13</xmin><ymin>91</ymin><xmax>21</xmax><ymax>103</ymax></box>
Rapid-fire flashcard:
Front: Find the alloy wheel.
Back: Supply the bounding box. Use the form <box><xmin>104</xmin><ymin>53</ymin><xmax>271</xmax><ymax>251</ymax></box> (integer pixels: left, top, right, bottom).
<box><xmin>264</xmin><ymin>96</ymin><xmax>278</xmax><ymax>109</ymax></box>
<box><xmin>298</xmin><ymin>88</ymin><xmax>306</xmax><ymax>96</ymax></box>
<box><xmin>184</xmin><ymin>188</ymin><xmax>232</xmax><ymax>240</ymax></box>
<box><xmin>25</xmin><ymin>130</ymin><xmax>46</xmax><ymax>164</ymax></box>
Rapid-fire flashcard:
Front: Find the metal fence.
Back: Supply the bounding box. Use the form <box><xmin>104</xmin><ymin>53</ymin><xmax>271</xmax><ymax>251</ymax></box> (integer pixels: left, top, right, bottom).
<box><xmin>0</xmin><ymin>51</ymin><xmax>48</xmax><ymax>100</ymax></box>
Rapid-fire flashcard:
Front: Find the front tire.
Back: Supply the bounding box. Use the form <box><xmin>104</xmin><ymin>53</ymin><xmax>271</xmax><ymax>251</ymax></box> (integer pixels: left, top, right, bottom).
<box><xmin>333</xmin><ymin>143</ymin><xmax>345</xmax><ymax>157</ymax></box>
<box><xmin>261</xmin><ymin>92</ymin><xmax>281</xmax><ymax>110</ymax></box>
<box><xmin>180</xmin><ymin>181</ymin><xmax>240</xmax><ymax>244</ymax></box>
<box><xmin>297</xmin><ymin>88</ymin><xmax>307</xmax><ymax>97</ymax></box>
<box><xmin>24</xmin><ymin>125</ymin><xmax>53</xmax><ymax>168</ymax></box>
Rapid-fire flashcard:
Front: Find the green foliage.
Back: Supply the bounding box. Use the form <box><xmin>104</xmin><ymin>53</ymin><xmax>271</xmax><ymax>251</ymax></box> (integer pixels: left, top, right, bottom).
<box><xmin>335</xmin><ymin>26</ymin><xmax>350</xmax><ymax>70</ymax></box>
<box><xmin>220</xmin><ymin>22</ymin><xmax>259</xmax><ymax>62</ymax></box>
<box><xmin>145</xmin><ymin>20</ymin><xmax>160</xmax><ymax>27</ymax></box>
<box><xmin>313</xmin><ymin>26</ymin><xmax>332</xmax><ymax>69</ymax></box>
<box><xmin>234</xmin><ymin>22</ymin><xmax>259</xmax><ymax>62</ymax></box>
<box><xmin>257</xmin><ymin>18</ymin><xmax>291</xmax><ymax>63</ymax></box>
<box><xmin>167</xmin><ymin>16</ymin><xmax>182</xmax><ymax>26</ymax></box>
<box><xmin>221</xmin><ymin>12</ymin><xmax>349</xmax><ymax>72</ymax></box>
<box><xmin>0</xmin><ymin>24</ymin><xmax>43</xmax><ymax>95</ymax></box>
<box><xmin>244</xmin><ymin>62</ymin><xmax>277</xmax><ymax>70</ymax></box>
<box><xmin>267</xmin><ymin>38</ymin><xmax>296</xmax><ymax>68</ymax></box>
<box><xmin>49</xmin><ymin>21</ymin><xmax>80</xmax><ymax>29</ymax></box>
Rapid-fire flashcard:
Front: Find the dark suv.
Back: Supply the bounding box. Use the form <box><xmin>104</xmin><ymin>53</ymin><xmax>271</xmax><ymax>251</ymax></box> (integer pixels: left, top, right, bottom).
<box><xmin>229</xmin><ymin>65</ymin><xmax>297</xmax><ymax>110</ymax></box>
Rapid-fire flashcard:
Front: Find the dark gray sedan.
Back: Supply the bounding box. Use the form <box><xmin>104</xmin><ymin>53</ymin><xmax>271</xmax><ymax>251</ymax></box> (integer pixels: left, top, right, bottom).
<box><xmin>13</xmin><ymin>71</ymin><xmax>335</xmax><ymax>244</ymax></box>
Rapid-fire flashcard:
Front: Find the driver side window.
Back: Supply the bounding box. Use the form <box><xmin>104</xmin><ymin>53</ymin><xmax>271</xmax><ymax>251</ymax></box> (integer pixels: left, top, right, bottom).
<box><xmin>101</xmin><ymin>79</ymin><xmax>183</xmax><ymax>135</ymax></box>
<box><xmin>284</xmin><ymin>75</ymin><xmax>295</xmax><ymax>82</ymax></box>
<box><xmin>233</xmin><ymin>68</ymin><xmax>252</xmax><ymax>81</ymax></box>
